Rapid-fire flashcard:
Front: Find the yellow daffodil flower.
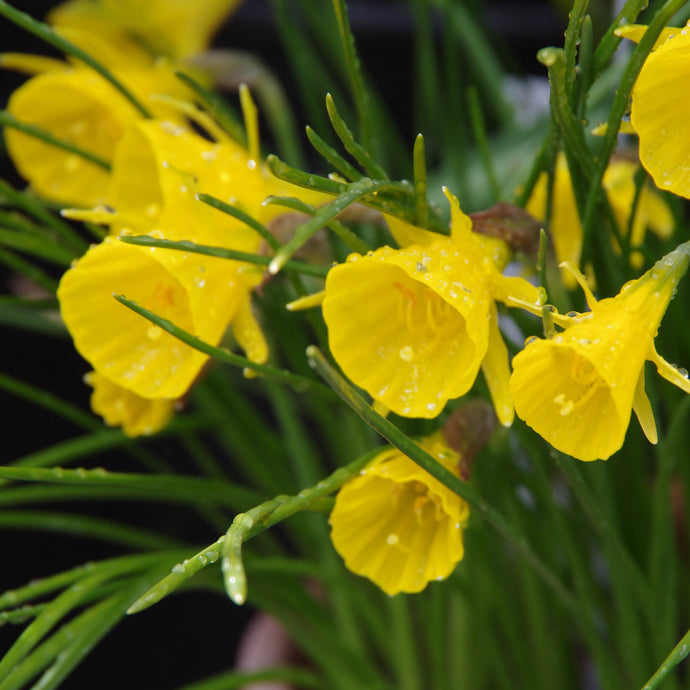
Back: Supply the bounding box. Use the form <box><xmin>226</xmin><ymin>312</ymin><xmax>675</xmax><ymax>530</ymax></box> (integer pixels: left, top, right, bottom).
<box><xmin>49</xmin><ymin>0</ymin><xmax>244</xmax><ymax>59</ymax></box>
<box><xmin>526</xmin><ymin>153</ymin><xmax>674</xmax><ymax>281</ymax></box>
<box><xmin>626</xmin><ymin>23</ymin><xmax>690</xmax><ymax>198</ymax></box>
<box><xmin>100</xmin><ymin>118</ymin><xmax>313</xmax><ymax>244</ymax></box>
<box><xmin>329</xmin><ymin>432</ymin><xmax>470</xmax><ymax>595</ymax></box>
<box><xmin>58</xmin><ymin>235</ymin><xmax>266</xmax><ymax>400</ymax></box>
<box><xmin>510</xmin><ymin>241</ymin><xmax>690</xmax><ymax>461</ymax></box>
<box><xmin>85</xmin><ymin>371</ymin><xmax>176</xmax><ymax>437</ymax></box>
<box><xmin>320</xmin><ymin>189</ymin><xmax>542</xmax><ymax>424</ymax></box>
<box><xmin>58</xmin><ymin>99</ymin><xmax>324</xmax><ymax>410</ymax></box>
<box><xmin>525</xmin><ymin>153</ymin><xmax>582</xmax><ymax>287</ymax></box>
<box><xmin>58</xmin><ymin>114</ymin><xmax>310</xmax><ymax>401</ymax></box>
<box><xmin>3</xmin><ymin>48</ymin><xmax>189</xmax><ymax>206</ymax></box>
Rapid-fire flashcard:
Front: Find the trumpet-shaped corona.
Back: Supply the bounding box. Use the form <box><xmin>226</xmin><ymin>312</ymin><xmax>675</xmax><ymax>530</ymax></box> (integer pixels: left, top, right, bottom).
<box><xmin>322</xmin><ymin>190</ymin><xmax>542</xmax><ymax>423</ymax></box>
<box><xmin>329</xmin><ymin>432</ymin><xmax>470</xmax><ymax>596</ymax></box>
<box><xmin>510</xmin><ymin>242</ymin><xmax>690</xmax><ymax>461</ymax></box>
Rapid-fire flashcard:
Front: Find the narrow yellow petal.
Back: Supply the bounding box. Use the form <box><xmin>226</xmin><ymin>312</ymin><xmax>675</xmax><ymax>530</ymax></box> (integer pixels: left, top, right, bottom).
<box><xmin>559</xmin><ymin>262</ymin><xmax>598</xmax><ymax>309</ymax></box>
<box><xmin>591</xmin><ymin>120</ymin><xmax>636</xmax><ymax>136</ymax></box>
<box><xmin>0</xmin><ymin>53</ymin><xmax>66</xmax><ymax>74</ymax></box>
<box><xmin>384</xmin><ymin>214</ymin><xmax>442</xmax><ymax>248</ymax></box>
<box><xmin>614</xmin><ymin>24</ymin><xmax>679</xmax><ymax>49</ymax></box>
<box><xmin>632</xmin><ymin>368</ymin><xmax>658</xmax><ymax>444</ymax></box>
<box><xmin>61</xmin><ymin>206</ymin><xmax>118</xmax><ymax>225</ymax></box>
<box><xmin>286</xmin><ymin>291</ymin><xmax>326</xmax><ymax>311</ymax></box>
<box><xmin>524</xmin><ymin>154</ymin><xmax>583</xmax><ymax>289</ymax></box>
<box><xmin>480</xmin><ymin>303</ymin><xmax>514</xmax><ymax>427</ymax></box>
<box><xmin>231</xmin><ymin>291</ymin><xmax>268</xmax><ymax>366</ymax></box>
<box><xmin>240</xmin><ymin>84</ymin><xmax>260</xmax><ymax>167</ymax></box>
<box><xmin>650</xmin><ymin>346</ymin><xmax>690</xmax><ymax>396</ymax></box>
<box><xmin>443</xmin><ymin>187</ymin><xmax>474</xmax><ymax>242</ymax></box>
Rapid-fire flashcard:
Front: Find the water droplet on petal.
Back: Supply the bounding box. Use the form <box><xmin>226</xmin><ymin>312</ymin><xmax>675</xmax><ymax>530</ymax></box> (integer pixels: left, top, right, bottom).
<box><xmin>399</xmin><ymin>346</ymin><xmax>414</xmax><ymax>362</ymax></box>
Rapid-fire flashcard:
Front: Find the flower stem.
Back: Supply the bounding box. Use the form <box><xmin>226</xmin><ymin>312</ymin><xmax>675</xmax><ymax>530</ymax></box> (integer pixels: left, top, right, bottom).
<box><xmin>640</xmin><ymin>628</ymin><xmax>690</xmax><ymax>690</ymax></box>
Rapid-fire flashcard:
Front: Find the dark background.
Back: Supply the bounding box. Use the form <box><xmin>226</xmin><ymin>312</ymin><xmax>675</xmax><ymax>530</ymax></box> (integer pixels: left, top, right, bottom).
<box><xmin>0</xmin><ymin>2</ymin><xmax>565</xmax><ymax>687</ymax></box>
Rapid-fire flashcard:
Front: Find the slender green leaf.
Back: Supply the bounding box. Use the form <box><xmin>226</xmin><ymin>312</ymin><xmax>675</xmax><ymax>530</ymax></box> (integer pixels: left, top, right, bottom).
<box><xmin>264</xmin><ymin>194</ymin><xmax>371</xmax><ymax>255</ymax></box>
<box><xmin>641</xmin><ymin>627</ymin><xmax>690</xmax><ymax>690</ymax></box>
<box><xmin>467</xmin><ymin>86</ymin><xmax>500</xmax><ymax>202</ymax></box>
<box><xmin>0</xmin><ymin>180</ymin><xmax>86</xmax><ymax>254</ymax></box>
<box><xmin>118</xmin><ymin>234</ymin><xmax>327</xmax><ymax>277</ymax></box>
<box><xmin>196</xmin><ymin>192</ymin><xmax>280</xmax><ymax>251</ymax></box>
<box><xmin>325</xmin><ymin>94</ymin><xmax>387</xmax><ymax>180</ymax></box>
<box><xmin>267</xmin><ymin>177</ymin><xmax>398</xmax><ymax>274</ymax></box>
<box><xmin>0</xmin><ymin>465</ymin><xmax>261</xmax><ymax>510</ymax></box>
<box><xmin>113</xmin><ymin>293</ymin><xmax>333</xmax><ymax>396</ymax></box>
<box><xmin>178</xmin><ymin>666</ymin><xmax>323</xmax><ymax>690</ymax></box>
<box><xmin>0</xmin><ymin>111</ymin><xmax>111</xmax><ymax>171</ymax></box>
<box><xmin>330</xmin><ymin>0</ymin><xmax>373</xmax><ymax>153</ymax></box>
<box><xmin>305</xmin><ymin>125</ymin><xmax>362</xmax><ymax>181</ymax></box>
<box><xmin>0</xmin><ymin>510</ymin><xmax>184</xmax><ymax>550</ymax></box>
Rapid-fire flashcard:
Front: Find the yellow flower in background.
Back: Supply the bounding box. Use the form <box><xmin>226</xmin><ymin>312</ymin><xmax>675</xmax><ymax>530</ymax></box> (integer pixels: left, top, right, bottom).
<box><xmin>510</xmin><ymin>242</ymin><xmax>690</xmax><ymax>462</ymax></box>
<box><xmin>85</xmin><ymin>371</ymin><xmax>176</xmax><ymax>437</ymax></box>
<box><xmin>602</xmin><ymin>158</ymin><xmax>674</xmax><ymax>267</ymax></box>
<box><xmin>526</xmin><ymin>153</ymin><xmax>674</xmax><ymax>282</ymax></box>
<box><xmin>329</xmin><ymin>432</ymin><xmax>470</xmax><ymax>596</ymax></box>
<box><xmin>3</xmin><ymin>61</ymin><xmax>188</xmax><ymax>206</ymax></box>
<box><xmin>321</xmin><ymin>189</ymin><xmax>542</xmax><ymax>424</ymax></box>
<box><xmin>525</xmin><ymin>154</ymin><xmax>582</xmax><ymax>288</ymax></box>
<box><xmin>627</xmin><ymin>24</ymin><xmax>690</xmax><ymax>198</ymax></box>
<box><xmin>48</xmin><ymin>0</ymin><xmax>244</xmax><ymax>59</ymax></box>
<box><xmin>2</xmin><ymin>0</ymin><xmax>243</xmax><ymax>207</ymax></box>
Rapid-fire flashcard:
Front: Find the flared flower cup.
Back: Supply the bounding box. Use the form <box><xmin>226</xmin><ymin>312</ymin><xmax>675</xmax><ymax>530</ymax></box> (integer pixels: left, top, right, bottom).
<box><xmin>322</xmin><ymin>190</ymin><xmax>542</xmax><ymax>423</ymax></box>
<box><xmin>329</xmin><ymin>432</ymin><xmax>470</xmax><ymax>595</ymax></box>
